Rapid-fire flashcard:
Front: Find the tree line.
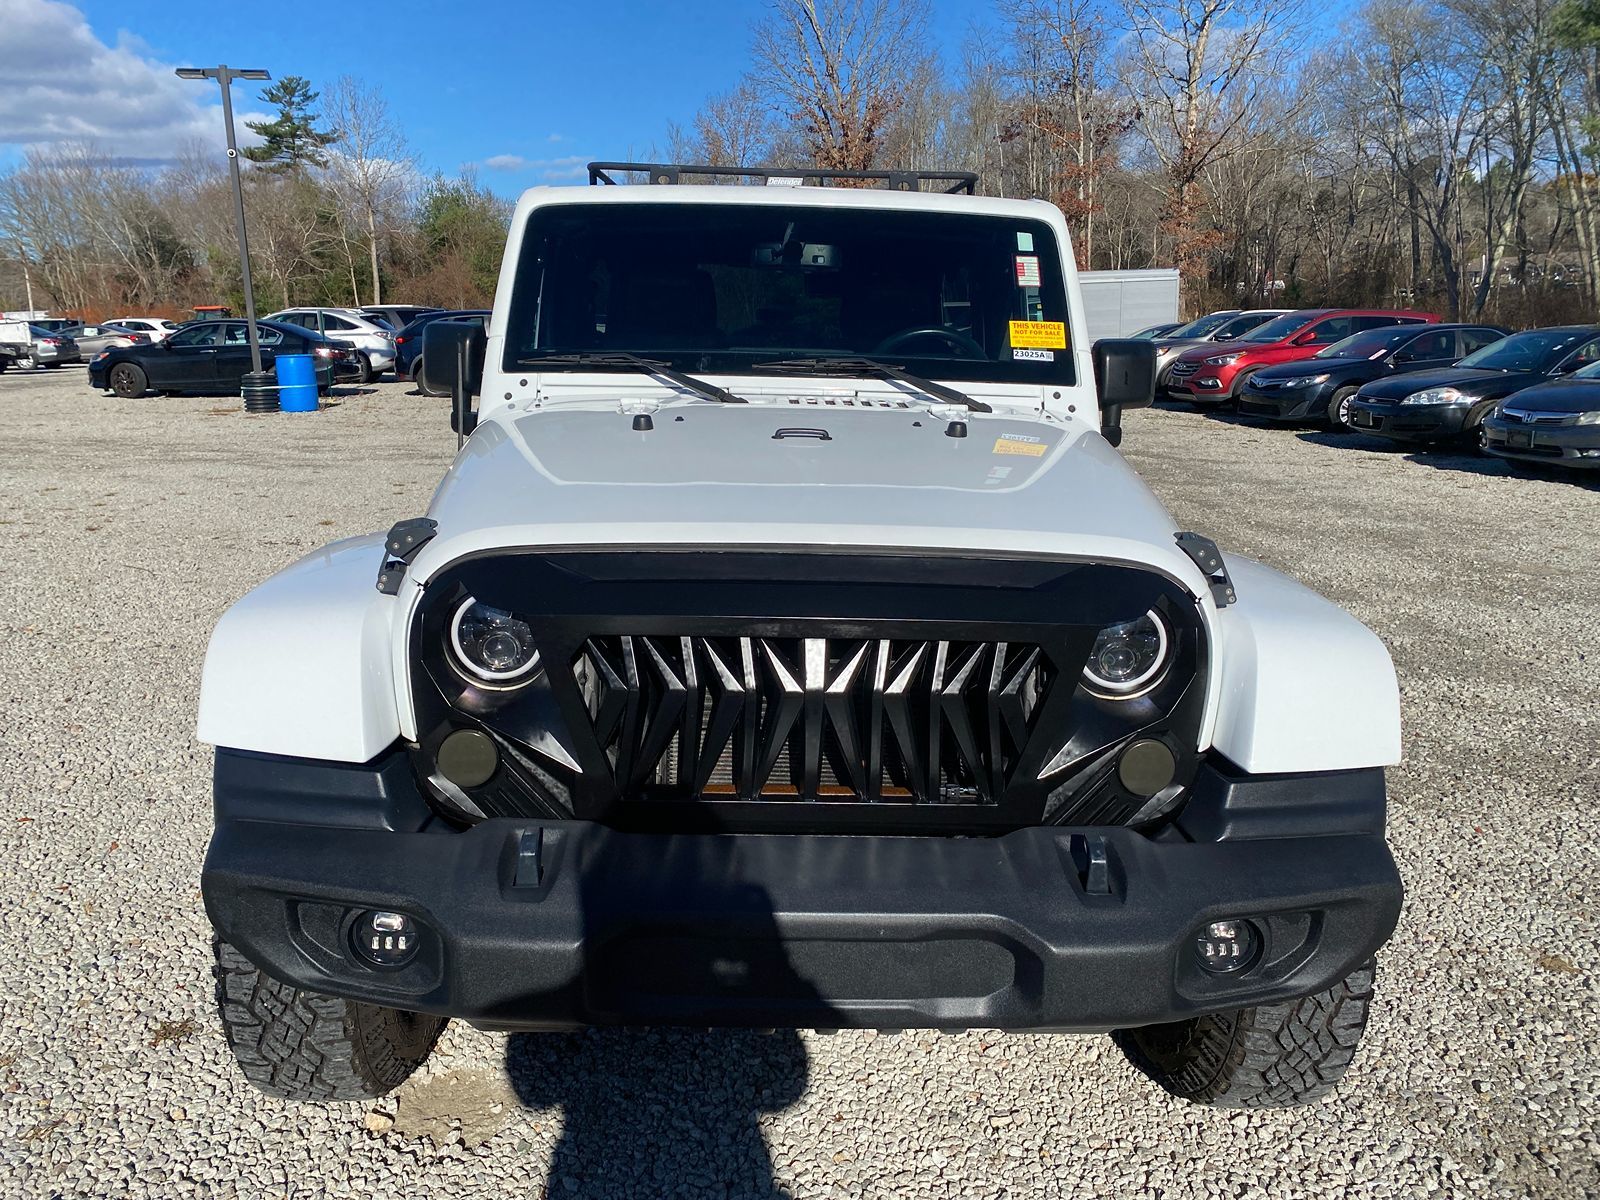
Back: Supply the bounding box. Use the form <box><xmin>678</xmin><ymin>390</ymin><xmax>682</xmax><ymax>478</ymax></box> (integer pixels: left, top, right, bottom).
<box><xmin>6</xmin><ymin>0</ymin><xmax>1600</xmax><ymax>324</ymax></box>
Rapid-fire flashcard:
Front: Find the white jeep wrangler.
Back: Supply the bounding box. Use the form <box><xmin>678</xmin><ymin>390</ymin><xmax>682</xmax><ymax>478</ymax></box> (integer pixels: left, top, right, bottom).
<box><xmin>198</xmin><ymin>163</ymin><xmax>1402</xmax><ymax>1107</ymax></box>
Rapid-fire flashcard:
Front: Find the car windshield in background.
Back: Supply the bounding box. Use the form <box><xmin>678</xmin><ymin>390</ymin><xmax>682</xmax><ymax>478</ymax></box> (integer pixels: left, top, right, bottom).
<box><xmin>504</xmin><ymin>203</ymin><xmax>1075</xmax><ymax>385</ymax></box>
<box><xmin>1456</xmin><ymin>329</ymin><xmax>1586</xmax><ymax>372</ymax></box>
<box><xmin>1239</xmin><ymin>311</ymin><xmax>1324</xmax><ymax>343</ymax></box>
<box><xmin>1168</xmin><ymin>311</ymin><xmax>1236</xmax><ymax>339</ymax></box>
<box><xmin>1315</xmin><ymin>328</ymin><xmax>1420</xmax><ymax>360</ymax></box>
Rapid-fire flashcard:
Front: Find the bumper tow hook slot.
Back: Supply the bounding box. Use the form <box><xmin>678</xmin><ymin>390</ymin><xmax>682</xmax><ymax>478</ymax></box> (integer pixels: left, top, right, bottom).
<box><xmin>514</xmin><ymin>828</ymin><xmax>544</xmax><ymax>888</ymax></box>
<box><xmin>1070</xmin><ymin>834</ymin><xmax>1112</xmax><ymax>895</ymax></box>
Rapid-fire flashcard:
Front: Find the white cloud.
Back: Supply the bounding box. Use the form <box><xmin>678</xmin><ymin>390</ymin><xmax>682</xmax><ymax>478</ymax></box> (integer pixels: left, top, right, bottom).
<box><xmin>480</xmin><ymin>153</ymin><xmax>589</xmax><ymax>182</ymax></box>
<box><xmin>0</xmin><ymin>0</ymin><xmax>267</xmax><ymax>160</ymax></box>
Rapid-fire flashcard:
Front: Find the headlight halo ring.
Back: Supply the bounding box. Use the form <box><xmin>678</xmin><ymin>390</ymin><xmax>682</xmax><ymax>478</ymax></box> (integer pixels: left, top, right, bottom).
<box><xmin>447</xmin><ymin>595</ymin><xmax>541</xmax><ymax>688</ymax></box>
<box><xmin>1082</xmin><ymin>606</ymin><xmax>1173</xmax><ymax>700</ymax></box>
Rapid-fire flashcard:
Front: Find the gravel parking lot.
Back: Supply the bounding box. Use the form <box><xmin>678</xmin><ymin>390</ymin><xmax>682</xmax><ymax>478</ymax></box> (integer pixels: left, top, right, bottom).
<box><xmin>1</xmin><ymin>366</ymin><xmax>1596</xmax><ymax>1199</ymax></box>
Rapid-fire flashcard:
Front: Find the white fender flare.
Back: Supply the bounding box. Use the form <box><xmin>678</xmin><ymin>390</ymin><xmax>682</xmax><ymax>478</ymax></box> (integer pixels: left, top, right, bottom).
<box><xmin>1206</xmin><ymin>556</ymin><xmax>1402</xmax><ymax>774</ymax></box>
<box><xmin>196</xmin><ymin>534</ymin><xmax>404</xmax><ymax>762</ymax></box>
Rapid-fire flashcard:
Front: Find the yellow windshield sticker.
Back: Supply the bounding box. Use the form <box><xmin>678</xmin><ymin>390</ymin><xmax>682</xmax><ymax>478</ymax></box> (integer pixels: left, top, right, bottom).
<box><xmin>993</xmin><ymin>435</ymin><xmax>1047</xmax><ymax>457</ymax></box>
<box><xmin>1009</xmin><ymin>319</ymin><xmax>1066</xmax><ymax>349</ymax></box>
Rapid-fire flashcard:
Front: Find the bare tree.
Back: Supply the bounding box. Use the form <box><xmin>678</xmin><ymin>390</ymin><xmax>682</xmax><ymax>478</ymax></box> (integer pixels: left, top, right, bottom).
<box><xmin>751</xmin><ymin>0</ymin><xmax>932</xmax><ymax>171</ymax></box>
<box><xmin>694</xmin><ymin>82</ymin><xmax>775</xmax><ymax>167</ymax></box>
<box><xmin>1119</xmin><ymin>0</ymin><xmax>1308</xmax><ymax>291</ymax></box>
<box><xmin>324</xmin><ymin>78</ymin><xmax>416</xmax><ymax>305</ymax></box>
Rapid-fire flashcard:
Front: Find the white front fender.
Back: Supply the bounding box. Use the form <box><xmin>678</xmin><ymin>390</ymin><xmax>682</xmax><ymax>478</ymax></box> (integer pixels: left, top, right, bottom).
<box><xmin>196</xmin><ymin>534</ymin><xmax>403</xmax><ymax>762</ymax></box>
<box><xmin>1207</xmin><ymin>556</ymin><xmax>1402</xmax><ymax>774</ymax></box>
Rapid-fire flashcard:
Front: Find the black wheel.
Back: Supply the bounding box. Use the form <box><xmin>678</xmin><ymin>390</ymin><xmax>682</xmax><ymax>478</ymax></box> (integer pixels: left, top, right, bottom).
<box><xmin>212</xmin><ymin>938</ymin><xmax>444</xmax><ymax>1101</ymax></box>
<box><xmin>416</xmin><ymin>358</ymin><xmax>445</xmax><ymax>397</ymax></box>
<box><xmin>1113</xmin><ymin>960</ymin><xmax>1376</xmax><ymax>1108</ymax></box>
<box><xmin>108</xmin><ymin>363</ymin><xmax>148</xmax><ymax>398</ymax></box>
<box><xmin>1326</xmin><ymin>386</ymin><xmax>1359</xmax><ymax>431</ymax></box>
<box><xmin>356</xmin><ymin>355</ymin><xmax>374</xmax><ymax>384</ymax></box>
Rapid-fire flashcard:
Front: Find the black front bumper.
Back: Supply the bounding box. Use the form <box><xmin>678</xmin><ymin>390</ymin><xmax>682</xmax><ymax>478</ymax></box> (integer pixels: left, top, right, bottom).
<box><xmin>202</xmin><ymin>749</ymin><xmax>1402</xmax><ymax>1033</ymax></box>
<box><xmin>1348</xmin><ymin>398</ymin><xmax>1470</xmax><ymax>442</ymax></box>
<box><xmin>1237</xmin><ymin>384</ymin><xmax>1332</xmax><ymax>421</ymax></box>
<box><xmin>1482</xmin><ymin>417</ymin><xmax>1600</xmax><ymax>467</ymax></box>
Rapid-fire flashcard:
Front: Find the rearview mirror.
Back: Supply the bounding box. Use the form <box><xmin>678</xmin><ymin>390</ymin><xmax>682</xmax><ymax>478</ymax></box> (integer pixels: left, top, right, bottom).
<box><xmin>1092</xmin><ymin>338</ymin><xmax>1157</xmax><ymax>448</ymax></box>
<box><xmin>423</xmin><ymin>320</ymin><xmax>486</xmax><ymax>444</ymax></box>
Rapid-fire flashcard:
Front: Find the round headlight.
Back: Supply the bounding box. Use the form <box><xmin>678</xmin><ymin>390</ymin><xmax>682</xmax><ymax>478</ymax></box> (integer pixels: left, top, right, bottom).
<box><xmin>448</xmin><ymin>597</ymin><xmax>539</xmax><ymax>685</ymax></box>
<box><xmin>1083</xmin><ymin>609</ymin><xmax>1171</xmax><ymax>698</ymax></box>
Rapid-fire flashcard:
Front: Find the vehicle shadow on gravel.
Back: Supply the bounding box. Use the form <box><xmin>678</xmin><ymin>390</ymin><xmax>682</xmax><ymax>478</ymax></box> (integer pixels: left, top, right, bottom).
<box><xmin>1291</xmin><ymin>429</ymin><xmax>1600</xmax><ymax>488</ymax></box>
<box><xmin>505</xmin><ymin>1026</ymin><xmax>808</xmax><ymax>1198</ymax></box>
<box><xmin>501</xmin><ymin>854</ymin><xmax>816</xmax><ymax>1198</ymax></box>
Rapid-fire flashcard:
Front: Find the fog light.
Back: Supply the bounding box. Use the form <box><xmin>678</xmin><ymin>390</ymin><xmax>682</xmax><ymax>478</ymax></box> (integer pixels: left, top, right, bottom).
<box><xmin>1118</xmin><ymin>738</ymin><xmax>1176</xmax><ymax>796</ymax></box>
<box><xmin>353</xmin><ymin>910</ymin><xmax>419</xmax><ymax>968</ymax></box>
<box><xmin>1195</xmin><ymin>920</ymin><xmax>1257</xmax><ymax>973</ymax></box>
<box><xmin>437</xmin><ymin>728</ymin><xmax>499</xmax><ymax>788</ymax></box>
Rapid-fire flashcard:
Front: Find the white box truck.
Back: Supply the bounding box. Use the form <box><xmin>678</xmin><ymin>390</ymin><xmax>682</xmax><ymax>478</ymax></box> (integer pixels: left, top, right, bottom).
<box><xmin>1080</xmin><ymin>269</ymin><xmax>1181</xmax><ymax>342</ymax></box>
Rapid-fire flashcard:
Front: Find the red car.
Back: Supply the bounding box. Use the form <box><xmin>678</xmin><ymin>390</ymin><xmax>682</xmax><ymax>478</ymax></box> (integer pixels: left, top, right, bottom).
<box><xmin>1168</xmin><ymin>308</ymin><xmax>1439</xmax><ymax>405</ymax></box>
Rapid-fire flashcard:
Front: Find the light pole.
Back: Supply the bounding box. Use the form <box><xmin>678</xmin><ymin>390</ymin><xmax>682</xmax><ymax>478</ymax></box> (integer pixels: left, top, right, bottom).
<box><xmin>176</xmin><ymin>65</ymin><xmax>270</xmax><ymax>377</ymax></box>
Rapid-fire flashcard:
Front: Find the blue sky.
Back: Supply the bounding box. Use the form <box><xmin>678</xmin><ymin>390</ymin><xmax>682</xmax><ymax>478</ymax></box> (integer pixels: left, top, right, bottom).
<box><xmin>12</xmin><ymin>0</ymin><xmax>998</xmax><ymax>193</ymax></box>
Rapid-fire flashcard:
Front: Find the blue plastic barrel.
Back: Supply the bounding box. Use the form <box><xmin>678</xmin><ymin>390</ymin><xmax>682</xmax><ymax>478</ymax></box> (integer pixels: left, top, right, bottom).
<box><xmin>275</xmin><ymin>354</ymin><xmax>318</xmax><ymax>412</ymax></box>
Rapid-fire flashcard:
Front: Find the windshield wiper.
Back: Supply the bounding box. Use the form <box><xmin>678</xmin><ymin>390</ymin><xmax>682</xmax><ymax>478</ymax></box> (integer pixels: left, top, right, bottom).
<box><xmin>520</xmin><ymin>351</ymin><xmax>746</xmax><ymax>404</ymax></box>
<box><xmin>751</xmin><ymin>356</ymin><xmax>992</xmax><ymax>413</ymax></box>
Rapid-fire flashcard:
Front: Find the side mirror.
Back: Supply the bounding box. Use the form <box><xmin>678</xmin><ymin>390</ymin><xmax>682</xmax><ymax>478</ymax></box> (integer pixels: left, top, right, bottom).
<box><xmin>1293</xmin><ymin>331</ymin><xmax>1318</xmax><ymax>346</ymax></box>
<box><xmin>423</xmin><ymin>320</ymin><xmax>486</xmax><ymax>444</ymax></box>
<box><xmin>1092</xmin><ymin>338</ymin><xmax>1157</xmax><ymax>449</ymax></box>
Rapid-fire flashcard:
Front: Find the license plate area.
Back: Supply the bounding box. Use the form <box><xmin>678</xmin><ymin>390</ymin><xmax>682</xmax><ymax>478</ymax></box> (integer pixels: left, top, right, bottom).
<box><xmin>1508</xmin><ymin>430</ymin><xmax>1533</xmax><ymax>449</ymax></box>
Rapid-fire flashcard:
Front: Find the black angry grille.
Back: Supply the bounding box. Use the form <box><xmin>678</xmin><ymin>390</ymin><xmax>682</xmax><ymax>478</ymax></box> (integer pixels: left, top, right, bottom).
<box><xmin>572</xmin><ymin>635</ymin><xmax>1052</xmax><ymax>806</ymax></box>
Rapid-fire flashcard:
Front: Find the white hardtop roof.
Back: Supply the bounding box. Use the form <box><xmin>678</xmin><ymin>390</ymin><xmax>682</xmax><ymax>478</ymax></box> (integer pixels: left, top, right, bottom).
<box><xmin>513</xmin><ymin>184</ymin><xmax>1063</xmax><ymax>224</ymax></box>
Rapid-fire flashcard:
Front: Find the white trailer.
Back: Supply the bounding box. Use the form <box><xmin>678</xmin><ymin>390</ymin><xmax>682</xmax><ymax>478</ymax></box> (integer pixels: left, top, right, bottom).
<box><xmin>1079</xmin><ymin>268</ymin><xmax>1181</xmax><ymax>342</ymax></box>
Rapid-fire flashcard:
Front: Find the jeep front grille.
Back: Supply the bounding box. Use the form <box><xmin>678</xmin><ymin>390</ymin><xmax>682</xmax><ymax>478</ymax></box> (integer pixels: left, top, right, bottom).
<box><xmin>571</xmin><ymin>635</ymin><xmax>1050</xmax><ymax>806</ymax></box>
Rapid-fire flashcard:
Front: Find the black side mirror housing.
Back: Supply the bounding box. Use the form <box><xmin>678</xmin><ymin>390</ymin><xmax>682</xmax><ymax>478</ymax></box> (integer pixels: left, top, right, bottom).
<box><xmin>423</xmin><ymin>320</ymin><xmax>487</xmax><ymax>441</ymax></box>
<box><xmin>1092</xmin><ymin>338</ymin><xmax>1157</xmax><ymax>448</ymax></box>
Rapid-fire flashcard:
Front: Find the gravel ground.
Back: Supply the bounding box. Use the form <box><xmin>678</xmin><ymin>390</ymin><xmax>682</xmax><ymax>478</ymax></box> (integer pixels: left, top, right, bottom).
<box><xmin>0</xmin><ymin>366</ymin><xmax>1596</xmax><ymax>1199</ymax></box>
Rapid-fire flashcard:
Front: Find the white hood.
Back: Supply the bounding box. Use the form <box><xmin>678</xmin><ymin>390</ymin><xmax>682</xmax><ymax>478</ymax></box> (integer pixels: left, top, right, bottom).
<box><xmin>408</xmin><ymin>400</ymin><xmax>1210</xmax><ymax>597</ymax></box>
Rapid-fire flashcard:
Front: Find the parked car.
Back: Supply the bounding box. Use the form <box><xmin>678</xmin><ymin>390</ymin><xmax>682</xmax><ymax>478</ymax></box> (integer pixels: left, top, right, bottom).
<box><xmin>199</xmin><ymin>166</ymin><xmax>1404</xmax><ymax>1111</ymax></box>
<box><xmin>1481</xmin><ymin>367</ymin><xmax>1600</xmax><ymax>471</ymax></box>
<box><xmin>104</xmin><ymin>316</ymin><xmax>181</xmax><ymax>343</ymax></box>
<box><xmin>393</xmin><ymin>309</ymin><xmax>490</xmax><ymax>393</ymax></box>
<box><xmin>1128</xmin><ymin>321</ymin><xmax>1184</xmax><ymax>340</ymax></box>
<box><xmin>60</xmin><ymin>323</ymin><xmax>152</xmax><ymax>356</ymax></box>
<box><xmin>1153</xmin><ymin>309</ymin><xmax>1289</xmax><ymax>398</ymax></box>
<box><xmin>1347</xmin><ymin>325</ymin><xmax>1600</xmax><ymax>447</ymax></box>
<box><xmin>361</xmin><ymin>305</ymin><xmax>441</xmax><ymax>332</ymax></box>
<box><xmin>266</xmin><ymin>308</ymin><xmax>397</xmax><ymax>382</ymax></box>
<box><xmin>25</xmin><ymin>323</ymin><xmax>81</xmax><ymax>367</ymax></box>
<box><xmin>1237</xmin><ymin>323</ymin><xmax>1510</xmax><ymax>430</ymax></box>
<box><xmin>1168</xmin><ymin>309</ymin><xmax>1438</xmax><ymax>406</ymax></box>
<box><xmin>89</xmin><ymin>318</ymin><xmax>362</xmax><ymax>397</ymax></box>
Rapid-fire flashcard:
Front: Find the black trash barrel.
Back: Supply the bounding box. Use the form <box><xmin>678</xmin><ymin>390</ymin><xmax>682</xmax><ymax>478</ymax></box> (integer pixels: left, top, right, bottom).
<box><xmin>241</xmin><ymin>371</ymin><xmax>279</xmax><ymax>413</ymax></box>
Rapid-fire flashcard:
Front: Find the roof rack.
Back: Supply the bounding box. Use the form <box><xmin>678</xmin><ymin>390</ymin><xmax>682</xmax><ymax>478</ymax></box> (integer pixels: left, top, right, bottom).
<box><xmin>586</xmin><ymin>161</ymin><xmax>978</xmax><ymax>196</ymax></box>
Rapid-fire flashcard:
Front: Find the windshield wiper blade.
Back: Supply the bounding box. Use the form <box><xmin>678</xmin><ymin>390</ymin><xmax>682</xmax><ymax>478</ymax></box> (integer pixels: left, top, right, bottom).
<box><xmin>751</xmin><ymin>356</ymin><xmax>992</xmax><ymax>413</ymax></box>
<box><xmin>520</xmin><ymin>351</ymin><xmax>746</xmax><ymax>404</ymax></box>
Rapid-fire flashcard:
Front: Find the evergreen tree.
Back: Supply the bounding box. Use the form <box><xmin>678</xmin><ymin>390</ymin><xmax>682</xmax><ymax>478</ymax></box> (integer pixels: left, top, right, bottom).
<box><xmin>243</xmin><ymin>77</ymin><xmax>337</xmax><ymax>173</ymax></box>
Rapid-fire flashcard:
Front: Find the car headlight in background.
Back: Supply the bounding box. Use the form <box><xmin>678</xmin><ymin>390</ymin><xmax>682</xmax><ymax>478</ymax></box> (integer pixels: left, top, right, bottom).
<box><xmin>1083</xmin><ymin>609</ymin><xmax>1172</xmax><ymax>698</ymax></box>
<box><xmin>448</xmin><ymin>597</ymin><xmax>540</xmax><ymax>685</ymax></box>
<box><xmin>1281</xmin><ymin>373</ymin><xmax>1330</xmax><ymax>388</ymax></box>
<box><xmin>1204</xmin><ymin>353</ymin><xmax>1242</xmax><ymax>366</ymax></box>
<box><xmin>1401</xmin><ymin>386</ymin><xmax>1464</xmax><ymax>405</ymax></box>
<box><xmin>1575</xmin><ymin>410</ymin><xmax>1600</xmax><ymax>425</ymax></box>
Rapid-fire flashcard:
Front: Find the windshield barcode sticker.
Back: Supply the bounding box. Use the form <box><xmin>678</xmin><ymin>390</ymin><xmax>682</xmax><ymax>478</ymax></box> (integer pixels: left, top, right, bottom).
<box><xmin>1014</xmin><ymin>256</ymin><xmax>1041</xmax><ymax>287</ymax></box>
<box><xmin>1009</xmin><ymin>320</ymin><xmax>1067</xmax><ymax>349</ymax></box>
<box><xmin>1013</xmin><ymin>347</ymin><xmax>1053</xmax><ymax>362</ymax></box>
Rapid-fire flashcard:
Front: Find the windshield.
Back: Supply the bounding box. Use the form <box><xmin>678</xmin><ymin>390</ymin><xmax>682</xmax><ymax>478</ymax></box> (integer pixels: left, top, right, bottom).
<box><xmin>1456</xmin><ymin>329</ymin><xmax>1587</xmax><ymax>372</ymax></box>
<box><xmin>1315</xmin><ymin>328</ymin><xmax>1419</xmax><ymax>360</ymax></box>
<box><xmin>1166</xmin><ymin>311</ymin><xmax>1237</xmax><ymax>339</ymax></box>
<box><xmin>1210</xmin><ymin>312</ymin><xmax>1280</xmax><ymax>340</ymax></box>
<box><xmin>1239</xmin><ymin>310</ymin><xmax>1323</xmax><ymax>343</ymax></box>
<box><xmin>504</xmin><ymin>202</ymin><xmax>1074</xmax><ymax>385</ymax></box>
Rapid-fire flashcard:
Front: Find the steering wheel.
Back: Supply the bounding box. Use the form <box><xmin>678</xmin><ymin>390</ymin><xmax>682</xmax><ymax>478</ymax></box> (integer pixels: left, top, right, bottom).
<box><xmin>873</xmin><ymin>326</ymin><xmax>988</xmax><ymax>359</ymax></box>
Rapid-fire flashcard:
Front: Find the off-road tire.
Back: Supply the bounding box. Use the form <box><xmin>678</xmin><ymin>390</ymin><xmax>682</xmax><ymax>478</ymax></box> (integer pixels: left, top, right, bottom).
<box><xmin>108</xmin><ymin>363</ymin><xmax>147</xmax><ymax>398</ymax></box>
<box><xmin>1327</xmin><ymin>386</ymin><xmax>1359</xmax><ymax>431</ymax></box>
<box><xmin>212</xmin><ymin>937</ymin><xmax>445</xmax><ymax>1101</ymax></box>
<box><xmin>1113</xmin><ymin>960</ymin><xmax>1376</xmax><ymax>1108</ymax></box>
